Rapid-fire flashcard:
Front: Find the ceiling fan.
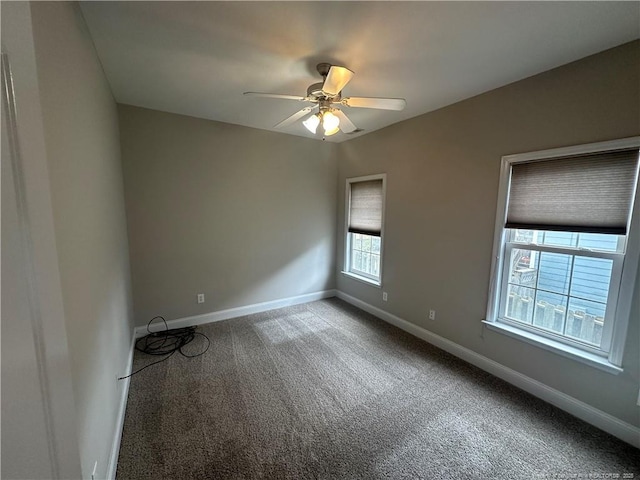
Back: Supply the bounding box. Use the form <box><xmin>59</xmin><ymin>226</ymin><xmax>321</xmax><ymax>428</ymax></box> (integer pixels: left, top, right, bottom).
<box><xmin>244</xmin><ymin>63</ymin><xmax>406</xmax><ymax>137</ymax></box>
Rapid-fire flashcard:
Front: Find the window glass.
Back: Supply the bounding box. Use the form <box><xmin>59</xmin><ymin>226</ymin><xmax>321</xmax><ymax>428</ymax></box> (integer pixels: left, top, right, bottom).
<box><xmin>503</xmin><ymin>229</ymin><xmax>617</xmax><ymax>349</ymax></box>
<box><xmin>350</xmin><ymin>233</ymin><xmax>381</xmax><ymax>279</ymax></box>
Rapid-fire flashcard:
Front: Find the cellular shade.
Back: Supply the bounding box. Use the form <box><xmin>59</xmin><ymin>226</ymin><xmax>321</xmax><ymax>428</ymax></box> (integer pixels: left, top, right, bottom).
<box><xmin>349</xmin><ymin>179</ymin><xmax>383</xmax><ymax>236</ymax></box>
<box><xmin>506</xmin><ymin>149</ymin><xmax>639</xmax><ymax>234</ymax></box>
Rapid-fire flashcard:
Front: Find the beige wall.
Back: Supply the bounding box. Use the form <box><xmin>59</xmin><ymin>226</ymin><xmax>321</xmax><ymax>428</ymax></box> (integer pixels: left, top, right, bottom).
<box><xmin>30</xmin><ymin>2</ymin><xmax>134</xmax><ymax>478</ymax></box>
<box><xmin>2</xmin><ymin>3</ymin><xmax>82</xmax><ymax>476</ymax></box>
<box><xmin>336</xmin><ymin>41</ymin><xmax>640</xmax><ymax>426</ymax></box>
<box><xmin>118</xmin><ymin>106</ymin><xmax>337</xmax><ymax>324</ymax></box>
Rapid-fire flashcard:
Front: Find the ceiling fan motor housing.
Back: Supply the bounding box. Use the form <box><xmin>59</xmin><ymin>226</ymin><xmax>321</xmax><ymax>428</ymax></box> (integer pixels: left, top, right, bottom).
<box><xmin>306</xmin><ymin>82</ymin><xmax>325</xmax><ymax>98</ymax></box>
<box><xmin>307</xmin><ymin>82</ymin><xmax>341</xmax><ymax>101</ymax></box>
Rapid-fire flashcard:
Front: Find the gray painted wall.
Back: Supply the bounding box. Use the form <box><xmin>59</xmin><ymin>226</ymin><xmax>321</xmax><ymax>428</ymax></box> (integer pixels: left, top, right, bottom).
<box><xmin>118</xmin><ymin>106</ymin><xmax>338</xmax><ymax>325</ymax></box>
<box><xmin>336</xmin><ymin>41</ymin><xmax>640</xmax><ymax>426</ymax></box>
<box><xmin>30</xmin><ymin>3</ymin><xmax>134</xmax><ymax>478</ymax></box>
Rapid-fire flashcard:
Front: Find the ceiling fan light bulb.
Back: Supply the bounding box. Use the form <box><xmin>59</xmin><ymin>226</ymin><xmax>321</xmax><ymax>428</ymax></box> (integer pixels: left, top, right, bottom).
<box><xmin>324</xmin><ymin>126</ymin><xmax>340</xmax><ymax>136</ymax></box>
<box><xmin>303</xmin><ymin>114</ymin><xmax>320</xmax><ymax>134</ymax></box>
<box><xmin>322</xmin><ymin>111</ymin><xmax>340</xmax><ymax>132</ymax></box>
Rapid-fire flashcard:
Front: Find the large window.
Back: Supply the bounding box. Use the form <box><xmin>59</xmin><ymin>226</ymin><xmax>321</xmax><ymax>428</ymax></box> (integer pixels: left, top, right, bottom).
<box><xmin>344</xmin><ymin>174</ymin><xmax>386</xmax><ymax>285</ymax></box>
<box><xmin>485</xmin><ymin>138</ymin><xmax>640</xmax><ymax>372</ymax></box>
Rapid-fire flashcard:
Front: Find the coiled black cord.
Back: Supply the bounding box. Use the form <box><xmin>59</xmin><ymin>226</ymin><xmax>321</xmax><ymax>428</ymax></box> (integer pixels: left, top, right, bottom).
<box><xmin>118</xmin><ymin>316</ymin><xmax>210</xmax><ymax>380</ymax></box>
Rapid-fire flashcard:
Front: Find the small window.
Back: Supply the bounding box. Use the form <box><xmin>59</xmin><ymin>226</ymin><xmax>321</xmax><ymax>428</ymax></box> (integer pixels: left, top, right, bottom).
<box><xmin>344</xmin><ymin>174</ymin><xmax>386</xmax><ymax>285</ymax></box>
<box><xmin>486</xmin><ymin>138</ymin><xmax>640</xmax><ymax>371</ymax></box>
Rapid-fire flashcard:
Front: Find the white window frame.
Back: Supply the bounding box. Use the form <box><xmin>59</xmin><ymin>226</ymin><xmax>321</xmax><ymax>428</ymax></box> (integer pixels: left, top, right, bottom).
<box><xmin>484</xmin><ymin>137</ymin><xmax>640</xmax><ymax>374</ymax></box>
<box><xmin>343</xmin><ymin>173</ymin><xmax>386</xmax><ymax>287</ymax></box>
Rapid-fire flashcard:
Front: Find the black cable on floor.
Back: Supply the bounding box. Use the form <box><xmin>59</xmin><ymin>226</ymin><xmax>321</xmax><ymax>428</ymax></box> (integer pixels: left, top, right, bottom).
<box><xmin>117</xmin><ymin>316</ymin><xmax>210</xmax><ymax>380</ymax></box>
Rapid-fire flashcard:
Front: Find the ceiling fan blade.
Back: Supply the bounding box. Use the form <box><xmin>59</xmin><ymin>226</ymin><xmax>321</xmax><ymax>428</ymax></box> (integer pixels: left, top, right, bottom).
<box><xmin>342</xmin><ymin>96</ymin><xmax>406</xmax><ymax>111</ymax></box>
<box><xmin>333</xmin><ymin>109</ymin><xmax>357</xmax><ymax>133</ymax></box>
<box><xmin>244</xmin><ymin>92</ymin><xmax>306</xmax><ymax>101</ymax></box>
<box><xmin>322</xmin><ymin>66</ymin><xmax>354</xmax><ymax>96</ymax></box>
<box><xmin>274</xmin><ymin>106</ymin><xmax>314</xmax><ymax>128</ymax></box>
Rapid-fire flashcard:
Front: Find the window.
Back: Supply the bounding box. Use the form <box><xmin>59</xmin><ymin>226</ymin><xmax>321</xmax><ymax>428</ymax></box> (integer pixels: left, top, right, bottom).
<box><xmin>344</xmin><ymin>174</ymin><xmax>386</xmax><ymax>285</ymax></box>
<box><xmin>485</xmin><ymin>138</ymin><xmax>640</xmax><ymax>372</ymax></box>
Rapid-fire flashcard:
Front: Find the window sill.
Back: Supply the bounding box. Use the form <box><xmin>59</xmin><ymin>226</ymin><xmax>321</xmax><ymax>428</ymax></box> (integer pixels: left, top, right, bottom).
<box><xmin>482</xmin><ymin>320</ymin><xmax>623</xmax><ymax>375</ymax></box>
<box><xmin>341</xmin><ymin>271</ymin><xmax>381</xmax><ymax>288</ymax></box>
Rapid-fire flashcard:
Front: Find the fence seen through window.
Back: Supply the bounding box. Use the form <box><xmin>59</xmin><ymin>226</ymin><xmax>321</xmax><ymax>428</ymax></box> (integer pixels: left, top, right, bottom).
<box><xmin>504</xmin><ymin>230</ymin><xmax>620</xmax><ymax>347</ymax></box>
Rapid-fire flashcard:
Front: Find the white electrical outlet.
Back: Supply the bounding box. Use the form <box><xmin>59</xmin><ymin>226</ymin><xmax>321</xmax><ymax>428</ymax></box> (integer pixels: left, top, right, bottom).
<box><xmin>197</xmin><ymin>293</ymin><xmax>205</xmax><ymax>304</ymax></box>
<box><xmin>91</xmin><ymin>461</ymin><xmax>98</xmax><ymax>480</ymax></box>
<box><xmin>428</xmin><ymin>309</ymin><xmax>436</xmax><ymax>320</ymax></box>
<box><xmin>382</xmin><ymin>292</ymin><xmax>388</xmax><ymax>301</ymax></box>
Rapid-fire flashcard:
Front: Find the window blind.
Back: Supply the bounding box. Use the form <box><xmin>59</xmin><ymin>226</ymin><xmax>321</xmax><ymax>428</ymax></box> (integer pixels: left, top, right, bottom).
<box><xmin>506</xmin><ymin>149</ymin><xmax>639</xmax><ymax>234</ymax></box>
<box><xmin>349</xmin><ymin>179</ymin><xmax>383</xmax><ymax>236</ymax></box>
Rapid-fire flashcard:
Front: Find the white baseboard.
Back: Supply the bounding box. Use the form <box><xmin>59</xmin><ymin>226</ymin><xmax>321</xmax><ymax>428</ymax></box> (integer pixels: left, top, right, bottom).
<box><xmin>134</xmin><ymin>289</ymin><xmax>337</xmax><ymax>338</ymax></box>
<box><xmin>106</xmin><ymin>330</ymin><xmax>136</xmax><ymax>480</ymax></box>
<box><xmin>336</xmin><ymin>291</ymin><xmax>640</xmax><ymax>448</ymax></box>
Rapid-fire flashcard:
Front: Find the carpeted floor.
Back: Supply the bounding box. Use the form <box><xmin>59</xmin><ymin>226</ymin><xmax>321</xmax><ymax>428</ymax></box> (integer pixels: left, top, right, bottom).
<box><xmin>116</xmin><ymin>298</ymin><xmax>639</xmax><ymax>479</ymax></box>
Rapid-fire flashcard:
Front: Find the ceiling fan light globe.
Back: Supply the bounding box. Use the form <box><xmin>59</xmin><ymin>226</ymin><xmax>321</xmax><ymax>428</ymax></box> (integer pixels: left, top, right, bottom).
<box><xmin>303</xmin><ymin>114</ymin><xmax>320</xmax><ymax>134</ymax></box>
<box><xmin>322</xmin><ymin>111</ymin><xmax>340</xmax><ymax>131</ymax></box>
<box><xmin>324</xmin><ymin>126</ymin><xmax>340</xmax><ymax>136</ymax></box>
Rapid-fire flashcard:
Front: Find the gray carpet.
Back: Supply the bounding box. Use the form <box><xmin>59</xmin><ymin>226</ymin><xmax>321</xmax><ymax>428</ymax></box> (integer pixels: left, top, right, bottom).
<box><xmin>117</xmin><ymin>298</ymin><xmax>639</xmax><ymax>479</ymax></box>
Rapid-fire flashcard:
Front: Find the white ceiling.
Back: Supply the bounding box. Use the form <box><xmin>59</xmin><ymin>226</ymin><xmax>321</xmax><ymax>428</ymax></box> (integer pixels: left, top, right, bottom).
<box><xmin>80</xmin><ymin>1</ymin><xmax>640</xmax><ymax>143</ymax></box>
